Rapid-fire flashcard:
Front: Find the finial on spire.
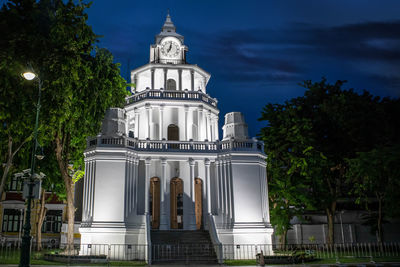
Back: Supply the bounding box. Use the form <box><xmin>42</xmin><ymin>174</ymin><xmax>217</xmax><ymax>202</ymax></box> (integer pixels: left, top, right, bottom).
<box><xmin>162</xmin><ymin>9</ymin><xmax>175</xmax><ymax>31</ymax></box>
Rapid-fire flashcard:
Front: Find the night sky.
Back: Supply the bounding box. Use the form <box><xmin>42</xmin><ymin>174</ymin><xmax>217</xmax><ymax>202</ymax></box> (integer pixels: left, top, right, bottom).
<box><xmin>9</xmin><ymin>0</ymin><xmax>400</xmax><ymax>137</ymax></box>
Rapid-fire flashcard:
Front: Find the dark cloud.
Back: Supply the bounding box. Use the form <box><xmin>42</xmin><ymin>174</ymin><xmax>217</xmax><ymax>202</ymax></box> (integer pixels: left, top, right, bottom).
<box><xmin>183</xmin><ymin>21</ymin><xmax>400</xmax><ymax>89</ymax></box>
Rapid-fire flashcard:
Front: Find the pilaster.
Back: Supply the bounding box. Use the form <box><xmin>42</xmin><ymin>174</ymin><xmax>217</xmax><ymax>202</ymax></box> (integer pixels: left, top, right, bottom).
<box><xmin>160</xmin><ymin>158</ymin><xmax>168</xmax><ymax>229</ymax></box>
<box><xmin>144</xmin><ymin>158</ymin><xmax>151</xmax><ymax>214</ymax></box>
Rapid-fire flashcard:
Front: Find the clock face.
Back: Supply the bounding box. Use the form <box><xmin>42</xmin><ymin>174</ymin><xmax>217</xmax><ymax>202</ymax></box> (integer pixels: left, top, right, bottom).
<box><xmin>161</xmin><ymin>40</ymin><xmax>180</xmax><ymax>58</ymax></box>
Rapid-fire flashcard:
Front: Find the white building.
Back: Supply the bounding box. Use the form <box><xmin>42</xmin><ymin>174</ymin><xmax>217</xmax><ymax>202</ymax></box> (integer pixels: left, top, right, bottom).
<box><xmin>79</xmin><ymin>14</ymin><xmax>273</xmax><ymax>258</ymax></box>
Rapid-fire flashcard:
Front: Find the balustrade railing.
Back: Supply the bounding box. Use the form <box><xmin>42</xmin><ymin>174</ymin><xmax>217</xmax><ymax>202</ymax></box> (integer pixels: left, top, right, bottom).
<box><xmin>86</xmin><ymin>136</ymin><xmax>264</xmax><ymax>153</ymax></box>
<box><xmin>126</xmin><ymin>89</ymin><xmax>218</xmax><ymax>107</ymax></box>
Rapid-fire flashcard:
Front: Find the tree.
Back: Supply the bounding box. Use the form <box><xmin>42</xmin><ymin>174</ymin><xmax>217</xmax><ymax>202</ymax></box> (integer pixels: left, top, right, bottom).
<box><xmin>0</xmin><ymin>59</ymin><xmax>35</xmax><ymax>201</ymax></box>
<box><xmin>259</xmin><ymin>102</ymin><xmax>316</xmax><ymax>246</ymax></box>
<box><xmin>260</xmin><ymin>78</ymin><xmax>386</xmax><ymax>244</ymax></box>
<box><xmin>0</xmin><ymin>0</ymin><xmax>127</xmax><ymax>250</ymax></box>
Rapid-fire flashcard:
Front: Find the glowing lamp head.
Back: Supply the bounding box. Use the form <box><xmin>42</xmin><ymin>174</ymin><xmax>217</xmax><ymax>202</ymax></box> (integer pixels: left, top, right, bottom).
<box><xmin>22</xmin><ymin>71</ymin><xmax>36</xmax><ymax>80</ymax></box>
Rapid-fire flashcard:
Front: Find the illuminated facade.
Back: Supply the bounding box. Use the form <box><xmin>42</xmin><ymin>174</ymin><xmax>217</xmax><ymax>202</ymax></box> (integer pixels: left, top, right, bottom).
<box><xmin>79</xmin><ymin>14</ymin><xmax>273</xmax><ymax>248</ymax></box>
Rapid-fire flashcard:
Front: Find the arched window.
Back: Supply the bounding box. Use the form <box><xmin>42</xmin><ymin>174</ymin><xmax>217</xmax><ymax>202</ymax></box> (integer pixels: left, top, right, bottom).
<box><xmin>167</xmin><ymin>79</ymin><xmax>176</xmax><ymax>90</ymax></box>
<box><xmin>168</xmin><ymin>124</ymin><xmax>179</xmax><ymax>141</ymax></box>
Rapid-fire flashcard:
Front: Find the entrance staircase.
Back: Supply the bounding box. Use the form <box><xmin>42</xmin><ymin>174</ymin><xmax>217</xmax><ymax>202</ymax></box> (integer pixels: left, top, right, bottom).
<box><xmin>150</xmin><ymin>230</ymin><xmax>218</xmax><ymax>264</ymax></box>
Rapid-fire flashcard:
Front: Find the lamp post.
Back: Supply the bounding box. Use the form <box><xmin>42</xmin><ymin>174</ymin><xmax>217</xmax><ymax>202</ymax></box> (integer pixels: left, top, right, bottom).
<box><xmin>19</xmin><ymin>70</ymin><xmax>42</xmax><ymax>267</ymax></box>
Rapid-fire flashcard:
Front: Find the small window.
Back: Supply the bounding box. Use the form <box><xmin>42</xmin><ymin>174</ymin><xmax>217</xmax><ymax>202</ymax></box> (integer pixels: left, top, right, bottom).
<box><xmin>8</xmin><ymin>176</ymin><xmax>23</xmax><ymax>191</ymax></box>
<box><xmin>2</xmin><ymin>209</ymin><xmax>24</xmax><ymax>232</ymax></box>
<box><xmin>42</xmin><ymin>210</ymin><xmax>62</xmax><ymax>233</ymax></box>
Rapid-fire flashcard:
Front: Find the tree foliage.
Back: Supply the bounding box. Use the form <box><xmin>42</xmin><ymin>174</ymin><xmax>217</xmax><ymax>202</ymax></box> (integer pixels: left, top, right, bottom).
<box><xmin>0</xmin><ymin>0</ymin><xmax>128</xmax><ymax>249</ymax></box>
<box><xmin>259</xmin><ymin>78</ymin><xmax>400</xmax><ymax>244</ymax></box>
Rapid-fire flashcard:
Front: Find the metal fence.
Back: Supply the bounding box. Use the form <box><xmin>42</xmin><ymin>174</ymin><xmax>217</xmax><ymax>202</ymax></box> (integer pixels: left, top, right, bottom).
<box><xmin>0</xmin><ymin>242</ymin><xmax>399</xmax><ymax>262</ymax></box>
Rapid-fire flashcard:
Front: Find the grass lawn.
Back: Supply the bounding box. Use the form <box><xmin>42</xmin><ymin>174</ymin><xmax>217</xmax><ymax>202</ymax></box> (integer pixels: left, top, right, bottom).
<box><xmin>224</xmin><ymin>256</ymin><xmax>400</xmax><ymax>265</ymax></box>
<box><xmin>0</xmin><ymin>258</ymin><xmax>147</xmax><ymax>266</ymax></box>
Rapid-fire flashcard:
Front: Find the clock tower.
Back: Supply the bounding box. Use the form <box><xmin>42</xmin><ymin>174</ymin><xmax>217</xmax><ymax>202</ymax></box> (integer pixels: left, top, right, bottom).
<box><xmin>150</xmin><ymin>13</ymin><xmax>187</xmax><ymax>64</ymax></box>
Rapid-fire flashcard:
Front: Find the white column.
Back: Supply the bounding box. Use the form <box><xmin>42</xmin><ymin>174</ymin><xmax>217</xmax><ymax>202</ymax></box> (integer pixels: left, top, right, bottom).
<box><xmin>134</xmin><ymin>158</ymin><xmax>139</xmax><ymax>211</ymax></box>
<box><xmin>215</xmin><ymin>160</ymin><xmax>222</xmax><ymax>214</ymax></box>
<box><xmin>205</xmin><ymin>159</ymin><xmax>211</xmax><ymax>214</ymax></box>
<box><xmin>160</xmin><ymin>158</ymin><xmax>168</xmax><ymax>229</ymax></box>
<box><xmin>223</xmin><ymin>159</ymin><xmax>230</xmax><ymax>225</ymax></box>
<box><xmin>221</xmin><ymin>158</ymin><xmax>227</xmax><ymax>222</ymax></box>
<box><xmin>151</xmin><ymin>68</ymin><xmax>155</xmax><ymax>89</ymax></box>
<box><xmin>125</xmin><ymin>158</ymin><xmax>130</xmax><ymax>217</ymax></box>
<box><xmin>227</xmin><ymin>159</ymin><xmax>234</xmax><ymax>224</ymax></box>
<box><xmin>82</xmin><ymin>159</ymin><xmax>89</xmax><ymax>221</ymax></box>
<box><xmin>190</xmin><ymin>70</ymin><xmax>194</xmax><ymax>91</ymax></box>
<box><xmin>197</xmin><ymin>105</ymin><xmax>203</xmax><ymax>141</ymax></box>
<box><xmin>206</xmin><ymin>110</ymin><xmax>211</xmax><ymax>140</ymax></box>
<box><xmin>202</xmin><ymin>76</ymin><xmax>207</xmax><ymax>92</ymax></box>
<box><xmin>159</xmin><ymin>105</ymin><xmax>164</xmax><ymax>140</ymax></box>
<box><xmin>189</xmin><ymin>158</ymin><xmax>196</xmax><ymax>229</ymax></box>
<box><xmin>178</xmin><ymin>69</ymin><xmax>182</xmax><ymax>90</ymax></box>
<box><xmin>134</xmin><ymin>108</ymin><xmax>139</xmax><ymax>139</ymax></box>
<box><xmin>145</xmin><ymin>158</ymin><xmax>151</xmax><ymax>214</ymax></box>
<box><xmin>163</xmin><ymin>68</ymin><xmax>167</xmax><ymax>89</ymax></box>
<box><xmin>88</xmin><ymin>160</ymin><xmax>95</xmax><ymax>220</ymax></box>
<box><xmin>184</xmin><ymin>105</ymin><xmax>189</xmax><ymax>141</ymax></box>
<box><xmin>213</xmin><ymin>115</ymin><xmax>219</xmax><ymax>140</ymax></box>
<box><xmin>146</xmin><ymin>104</ymin><xmax>151</xmax><ymax>139</ymax></box>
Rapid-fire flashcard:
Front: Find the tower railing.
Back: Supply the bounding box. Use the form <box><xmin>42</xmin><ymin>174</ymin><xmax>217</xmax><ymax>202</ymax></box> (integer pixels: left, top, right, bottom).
<box><xmin>126</xmin><ymin>89</ymin><xmax>218</xmax><ymax>108</ymax></box>
<box><xmin>86</xmin><ymin>136</ymin><xmax>264</xmax><ymax>153</ymax></box>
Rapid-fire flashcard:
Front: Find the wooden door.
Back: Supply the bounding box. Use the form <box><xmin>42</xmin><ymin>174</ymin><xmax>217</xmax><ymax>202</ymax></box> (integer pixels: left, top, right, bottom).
<box><xmin>170</xmin><ymin>178</ymin><xmax>183</xmax><ymax>229</ymax></box>
<box><xmin>195</xmin><ymin>178</ymin><xmax>203</xmax><ymax>229</ymax></box>
<box><xmin>150</xmin><ymin>177</ymin><xmax>160</xmax><ymax>229</ymax></box>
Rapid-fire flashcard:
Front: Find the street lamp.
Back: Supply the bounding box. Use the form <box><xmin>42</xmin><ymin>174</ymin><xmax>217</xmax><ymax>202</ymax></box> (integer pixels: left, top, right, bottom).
<box><xmin>19</xmin><ymin>70</ymin><xmax>42</xmax><ymax>267</ymax></box>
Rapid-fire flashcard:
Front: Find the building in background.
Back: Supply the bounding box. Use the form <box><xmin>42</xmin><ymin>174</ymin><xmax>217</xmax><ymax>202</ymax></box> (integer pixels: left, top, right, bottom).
<box><xmin>0</xmin><ymin>175</ymin><xmax>65</xmax><ymax>246</ymax></box>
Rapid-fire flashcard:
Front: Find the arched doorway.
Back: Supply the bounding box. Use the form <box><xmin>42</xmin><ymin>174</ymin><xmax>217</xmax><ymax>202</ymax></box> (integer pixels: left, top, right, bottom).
<box><xmin>170</xmin><ymin>178</ymin><xmax>183</xmax><ymax>229</ymax></box>
<box><xmin>195</xmin><ymin>178</ymin><xmax>203</xmax><ymax>229</ymax></box>
<box><xmin>150</xmin><ymin>177</ymin><xmax>160</xmax><ymax>229</ymax></box>
<box><xmin>167</xmin><ymin>79</ymin><xmax>176</xmax><ymax>90</ymax></box>
<box><xmin>167</xmin><ymin>124</ymin><xmax>179</xmax><ymax>141</ymax></box>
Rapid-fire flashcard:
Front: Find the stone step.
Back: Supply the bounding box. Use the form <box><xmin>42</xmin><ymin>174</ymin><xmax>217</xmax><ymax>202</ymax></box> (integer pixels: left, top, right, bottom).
<box><xmin>150</xmin><ymin>230</ymin><xmax>218</xmax><ymax>263</ymax></box>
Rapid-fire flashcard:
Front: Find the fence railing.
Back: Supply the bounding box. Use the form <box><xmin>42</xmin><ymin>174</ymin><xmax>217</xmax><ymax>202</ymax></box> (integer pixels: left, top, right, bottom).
<box><xmin>1</xmin><ymin>242</ymin><xmax>399</xmax><ymax>262</ymax></box>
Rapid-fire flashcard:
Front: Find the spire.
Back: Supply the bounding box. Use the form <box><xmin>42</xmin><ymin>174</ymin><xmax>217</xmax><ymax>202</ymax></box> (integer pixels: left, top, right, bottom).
<box><xmin>161</xmin><ymin>10</ymin><xmax>176</xmax><ymax>33</ymax></box>
<box><xmin>155</xmin><ymin>10</ymin><xmax>184</xmax><ymax>44</ymax></box>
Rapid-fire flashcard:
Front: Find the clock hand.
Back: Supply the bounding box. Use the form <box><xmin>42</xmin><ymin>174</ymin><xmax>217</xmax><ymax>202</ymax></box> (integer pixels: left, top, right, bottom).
<box><xmin>167</xmin><ymin>43</ymin><xmax>172</xmax><ymax>52</ymax></box>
